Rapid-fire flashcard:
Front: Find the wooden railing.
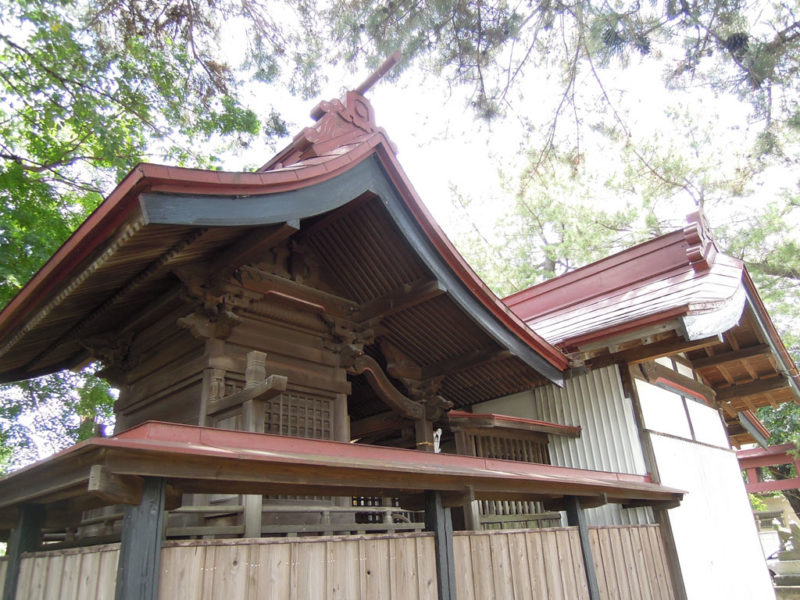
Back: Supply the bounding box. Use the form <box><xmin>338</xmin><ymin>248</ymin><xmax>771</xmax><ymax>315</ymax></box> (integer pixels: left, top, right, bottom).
<box><xmin>6</xmin><ymin>525</ymin><xmax>675</xmax><ymax>599</ymax></box>
<box><xmin>39</xmin><ymin>501</ymin><xmax>424</xmax><ymax>549</ymax></box>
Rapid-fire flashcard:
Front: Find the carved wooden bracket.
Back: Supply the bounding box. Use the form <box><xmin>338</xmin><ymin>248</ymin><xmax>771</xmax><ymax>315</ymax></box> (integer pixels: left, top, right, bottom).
<box><xmin>178</xmin><ymin>311</ymin><xmax>240</xmax><ymax>340</ymax></box>
<box><xmin>347</xmin><ymin>354</ymin><xmax>425</xmax><ymax>420</ymax></box>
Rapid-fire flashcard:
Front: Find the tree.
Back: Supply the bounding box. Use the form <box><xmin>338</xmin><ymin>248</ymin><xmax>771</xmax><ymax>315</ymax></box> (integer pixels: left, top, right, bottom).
<box><xmin>0</xmin><ymin>0</ymin><xmax>311</xmax><ymax>471</ymax></box>
<box><xmin>323</xmin><ymin>0</ymin><xmax>800</xmax><ymax>132</ymax></box>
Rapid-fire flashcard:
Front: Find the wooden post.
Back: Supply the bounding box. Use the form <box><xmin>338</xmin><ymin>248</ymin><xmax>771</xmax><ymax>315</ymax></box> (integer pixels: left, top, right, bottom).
<box><xmin>453</xmin><ymin>431</ymin><xmax>481</xmax><ymax>530</ymax></box>
<box><xmin>242</xmin><ymin>351</ymin><xmax>266</xmax><ymax>537</ymax></box>
<box><xmin>425</xmin><ymin>491</ymin><xmax>456</xmax><ymax>600</ymax></box>
<box><xmin>564</xmin><ymin>496</ymin><xmax>601</xmax><ymax>600</ymax></box>
<box><xmin>2</xmin><ymin>504</ymin><xmax>43</xmax><ymax>600</ymax></box>
<box><xmin>115</xmin><ymin>477</ymin><xmax>166</xmax><ymax>600</ymax></box>
<box><xmin>415</xmin><ymin>419</ymin><xmax>434</xmax><ymax>452</ymax></box>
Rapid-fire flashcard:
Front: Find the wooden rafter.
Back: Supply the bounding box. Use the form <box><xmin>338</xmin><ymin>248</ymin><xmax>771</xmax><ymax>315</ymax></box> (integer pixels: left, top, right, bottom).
<box><xmin>421</xmin><ymin>347</ymin><xmax>511</xmax><ymax>379</ymax></box>
<box><xmin>356</xmin><ymin>279</ymin><xmax>445</xmax><ymax>322</ymax></box>
<box><xmin>716</xmin><ymin>376</ymin><xmax>789</xmax><ymax>403</ymax></box>
<box><xmin>691</xmin><ymin>344</ymin><xmax>771</xmax><ymax>369</ymax></box>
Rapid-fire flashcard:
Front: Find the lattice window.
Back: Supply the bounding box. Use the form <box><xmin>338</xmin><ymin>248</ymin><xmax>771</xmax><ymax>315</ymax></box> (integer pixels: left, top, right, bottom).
<box><xmin>263</xmin><ymin>391</ymin><xmax>333</xmax><ymax>440</ymax></box>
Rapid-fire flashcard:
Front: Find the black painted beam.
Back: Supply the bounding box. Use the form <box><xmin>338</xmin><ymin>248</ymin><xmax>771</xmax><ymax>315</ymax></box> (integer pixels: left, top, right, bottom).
<box><xmin>425</xmin><ymin>490</ymin><xmax>456</xmax><ymax>600</ymax></box>
<box><xmin>115</xmin><ymin>477</ymin><xmax>166</xmax><ymax>600</ymax></box>
<box><xmin>2</xmin><ymin>504</ymin><xmax>43</xmax><ymax>600</ymax></box>
<box><xmin>565</xmin><ymin>496</ymin><xmax>601</xmax><ymax>600</ymax></box>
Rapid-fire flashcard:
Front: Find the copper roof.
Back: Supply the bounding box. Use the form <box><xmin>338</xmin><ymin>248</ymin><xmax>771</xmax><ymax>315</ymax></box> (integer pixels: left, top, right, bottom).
<box><xmin>505</xmin><ymin>213</ymin><xmax>799</xmax><ymax>444</ymax></box>
<box><xmin>0</xmin><ymin>91</ymin><xmax>566</xmax><ymax>400</ymax></box>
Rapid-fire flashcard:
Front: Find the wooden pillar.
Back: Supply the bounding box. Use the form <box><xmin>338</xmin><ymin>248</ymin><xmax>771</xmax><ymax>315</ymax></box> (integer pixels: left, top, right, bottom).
<box><xmin>425</xmin><ymin>491</ymin><xmax>456</xmax><ymax>600</ymax></box>
<box><xmin>2</xmin><ymin>504</ymin><xmax>43</xmax><ymax>600</ymax></box>
<box><xmin>564</xmin><ymin>496</ymin><xmax>601</xmax><ymax>600</ymax></box>
<box><xmin>242</xmin><ymin>350</ymin><xmax>266</xmax><ymax>537</ymax></box>
<box><xmin>115</xmin><ymin>477</ymin><xmax>166</xmax><ymax>600</ymax></box>
<box><xmin>415</xmin><ymin>419</ymin><xmax>434</xmax><ymax>452</ymax></box>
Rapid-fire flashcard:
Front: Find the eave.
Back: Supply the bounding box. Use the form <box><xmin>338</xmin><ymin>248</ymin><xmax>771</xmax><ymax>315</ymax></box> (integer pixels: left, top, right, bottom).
<box><xmin>505</xmin><ymin>212</ymin><xmax>800</xmax><ymax>445</ymax></box>
<box><xmin>0</xmin><ymin>92</ymin><xmax>566</xmax><ymax>397</ymax></box>
<box><xmin>0</xmin><ymin>421</ymin><xmax>683</xmax><ymax>533</ymax></box>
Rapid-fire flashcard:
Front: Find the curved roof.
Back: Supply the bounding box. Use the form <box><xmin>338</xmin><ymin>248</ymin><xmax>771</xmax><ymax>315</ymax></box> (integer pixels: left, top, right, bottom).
<box><xmin>505</xmin><ymin>213</ymin><xmax>800</xmax><ymax>440</ymax></box>
<box><xmin>0</xmin><ymin>91</ymin><xmax>566</xmax><ymax>390</ymax></box>
<box><xmin>505</xmin><ymin>216</ymin><xmax>741</xmax><ymax>347</ymax></box>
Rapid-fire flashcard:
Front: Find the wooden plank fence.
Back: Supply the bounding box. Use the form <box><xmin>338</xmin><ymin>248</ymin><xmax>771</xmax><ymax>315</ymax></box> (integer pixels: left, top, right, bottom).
<box><xmin>5</xmin><ymin>525</ymin><xmax>674</xmax><ymax>599</ymax></box>
<box><xmin>589</xmin><ymin>525</ymin><xmax>675</xmax><ymax>600</ymax></box>
<box><xmin>453</xmin><ymin>527</ymin><xmax>590</xmax><ymax>600</ymax></box>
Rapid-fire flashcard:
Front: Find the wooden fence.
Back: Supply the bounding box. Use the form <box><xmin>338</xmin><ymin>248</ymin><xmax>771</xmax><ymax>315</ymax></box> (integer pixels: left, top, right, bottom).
<box><xmin>3</xmin><ymin>525</ymin><xmax>674</xmax><ymax>599</ymax></box>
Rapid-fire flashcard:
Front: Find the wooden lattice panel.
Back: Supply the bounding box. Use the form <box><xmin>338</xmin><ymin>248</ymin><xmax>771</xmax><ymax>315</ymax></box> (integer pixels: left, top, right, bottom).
<box><xmin>264</xmin><ymin>392</ymin><xmax>333</xmax><ymax>440</ymax></box>
<box><xmin>472</xmin><ymin>431</ymin><xmax>550</xmax><ymax>464</ymax></box>
<box><xmin>466</xmin><ymin>430</ymin><xmax>551</xmax><ymax>521</ymax></box>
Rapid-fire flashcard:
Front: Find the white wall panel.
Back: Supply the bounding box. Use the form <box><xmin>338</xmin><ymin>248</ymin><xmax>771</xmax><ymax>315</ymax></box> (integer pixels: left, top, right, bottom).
<box><xmin>637</xmin><ymin>380</ymin><xmax>692</xmax><ymax>439</ymax></box>
<box><xmin>650</xmin><ymin>433</ymin><xmax>775</xmax><ymax>600</ymax></box>
<box><xmin>686</xmin><ymin>400</ymin><xmax>729</xmax><ymax>448</ymax></box>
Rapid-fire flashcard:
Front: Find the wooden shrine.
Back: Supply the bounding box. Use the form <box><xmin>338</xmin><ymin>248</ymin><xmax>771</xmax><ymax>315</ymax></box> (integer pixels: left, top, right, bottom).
<box><xmin>0</xmin><ymin>85</ymin><xmax>691</xmax><ymax>599</ymax></box>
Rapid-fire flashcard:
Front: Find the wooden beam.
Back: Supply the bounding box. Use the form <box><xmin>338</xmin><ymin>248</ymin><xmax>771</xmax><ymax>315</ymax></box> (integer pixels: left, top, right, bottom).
<box><xmin>691</xmin><ymin>344</ymin><xmax>771</xmax><ymax>369</ymax></box>
<box><xmin>355</xmin><ymin>279</ymin><xmax>445</xmax><ymax>321</ymax></box>
<box><xmin>639</xmin><ymin>362</ymin><xmax>716</xmax><ymax>404</ymax></box>
<box><xmin>564</xmin><ymin>496</ymin><xmax>601</xmax><ymax>600</ymax></box>
<box><xmin>716</xmin><ymin>376</ymin><xmax>788</xmax><ymax>403</ymax></box>
<box><xmin>2</xmin><ymin>504</ymin><xmax>43</xmax><ymax>600</ymax></box>
<box><xmin>421</xmin><ymin>347</ymin><xmax>511</xmax><ymax>379</ymax></box>
<box><xmin>607</xmin><ymin>335</ymin><xmax>722</xmax><ymax>366</ymax></box>
<box><xmin>206</xmin><ymin>374</ymin><xmax>288</xmax><ymax>416</ymax></box>
<box><xmin>207</xmin><ymin>221</ymin><xmax>299</xmax><ymax>283</ymax></box>
<box><xmin>240</xmin><ymin>268</ymin><xmax>359</xmax><ymax>317</ymax></box>
<box><xmin>425</xmin><ymin>490</ymin><xmax>456</xmax><ymax>600</ymax></box>
<box><xmin>115</xmin><ymin>477</ymin><xmax>166</xmax><ymax>600</ymax></box>
<box><xmin>88</xmin><ymin>465</ymin><xmax>143</xmax><ymax>505</ymax></box>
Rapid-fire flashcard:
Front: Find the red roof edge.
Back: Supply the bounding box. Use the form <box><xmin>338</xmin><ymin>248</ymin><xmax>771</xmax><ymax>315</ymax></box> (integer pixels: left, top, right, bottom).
<box><xmin>504</xmin><ymin>212</ymin><xmax>717</xmax><ymax>322</ymax></box>
<box><xmin>741</xmin><ymin>268</ymin><xmax>800</xmax><ymax>393</ymax></box>
<box><xmin>370</xmin><ymin>141</ymin><xmax>568</xmax><ymax>371</ymax></box>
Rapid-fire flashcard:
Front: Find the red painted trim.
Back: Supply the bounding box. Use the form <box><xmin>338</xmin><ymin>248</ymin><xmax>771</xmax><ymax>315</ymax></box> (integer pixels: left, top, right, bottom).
<box><xmin>741</xmin><ymin>269</ymin><xmax>800</xmax><ymax>390</ymax></box>
<box><xmin>556</xmin><ymin>308</ymin><xmax>688</xmax><ymax>351</ymax></box>
<box><xmin>653</xmin><ymin>376</ymin><xmax>710</xmax><ymax>405</ymax></box>
<box><xmin>737</xmin><ymin>443</ymin><xmax>797</xmax><ymax>461</ymax></box>
<box><xmin>746</xmin><ymin>479</ymin><xmax>800</xmax><ymax>493</ymax></box>
<box><xmin>504</xmin><ymin>230</ymin><xmax>689</xmax><ymax>320</ymax></box>
<box><xmin>448</xmin><ymin>410</ymin><xmax>581</xmax><ymax>435</ymax></box>
<box><xmin>0</xmin><ymin>421</ymin><xmax>679</xmax><ymax>502</ymax></box>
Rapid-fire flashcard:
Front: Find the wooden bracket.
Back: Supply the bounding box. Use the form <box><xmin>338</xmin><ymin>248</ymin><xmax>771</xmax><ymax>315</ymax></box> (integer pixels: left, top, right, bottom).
<box><xmin>348</xmin><ymin>354</ymin><xmax>425</xmax><ymax>420</ymax></box>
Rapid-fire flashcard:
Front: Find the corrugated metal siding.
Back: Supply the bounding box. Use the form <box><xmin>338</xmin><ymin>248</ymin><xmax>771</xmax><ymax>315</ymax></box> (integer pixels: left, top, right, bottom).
<box><xmin>531</xmin><ymin>365</ymin><xmax>652</xmax><ymax>526</ymax></box>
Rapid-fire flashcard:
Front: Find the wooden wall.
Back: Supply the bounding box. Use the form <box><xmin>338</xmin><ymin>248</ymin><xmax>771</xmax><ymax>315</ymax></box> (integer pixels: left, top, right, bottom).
<box><xmin>7</xmin><ymin>525</ymin><xmax>675</xmax><ymax>599</ymax></box>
